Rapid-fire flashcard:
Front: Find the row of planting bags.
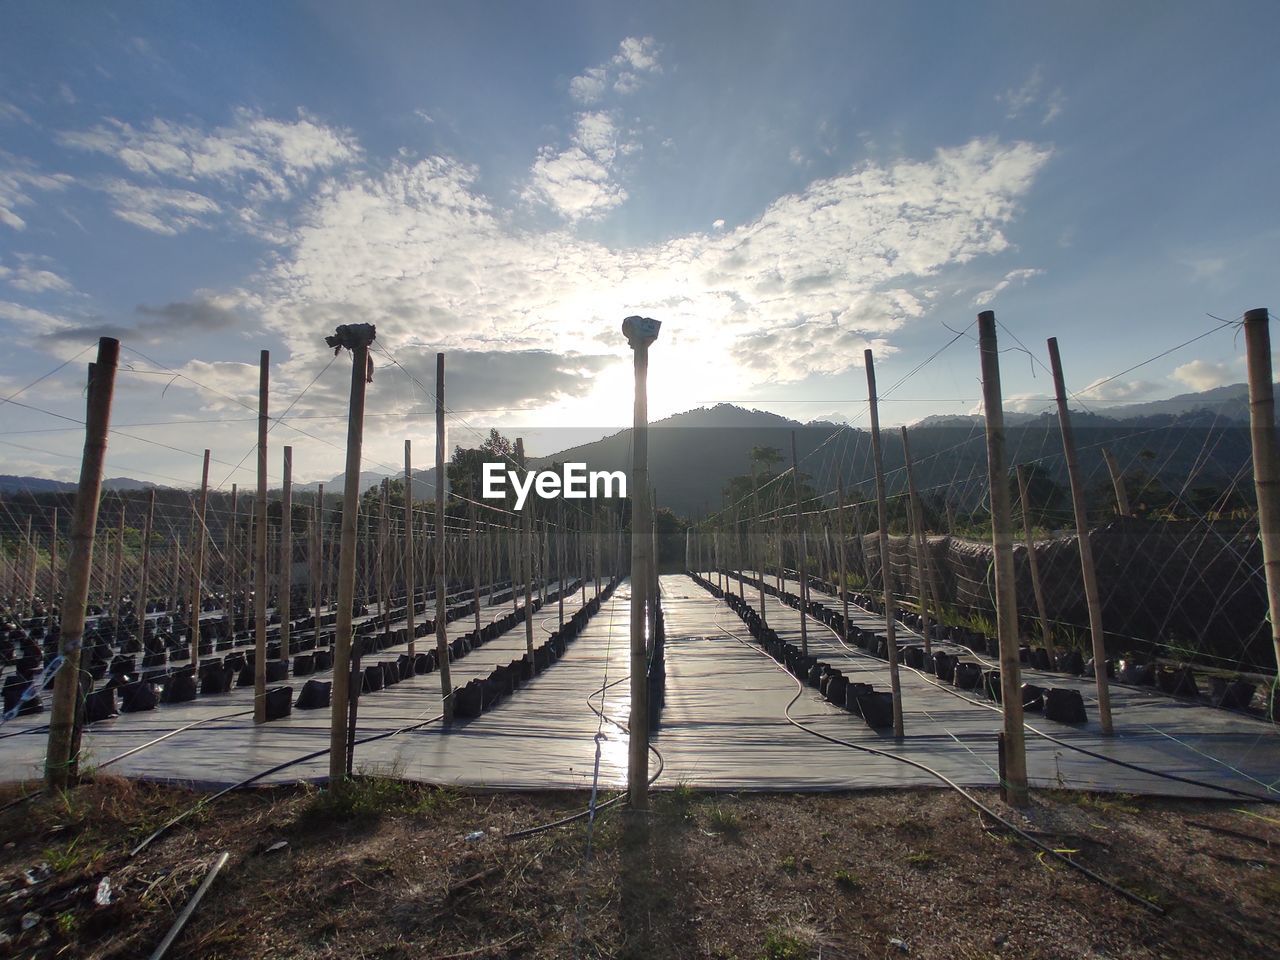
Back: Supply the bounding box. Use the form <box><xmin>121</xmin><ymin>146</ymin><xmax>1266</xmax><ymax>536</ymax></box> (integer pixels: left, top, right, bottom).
<box><xmin>451</xmin><ymin>579</ymin><xmax>618</xmax><ymax>719</ymax></box>
<box><xmin>692</xmin><ymin>573</ymin><xmax>898</xmax><ymax>728</ymax></box>
<box><xmin>2</xmin><ymin>580</ymin><xmax>577</xmax><ymax>724</ymax></box>
<box><xmin>710</xmin><ymin>572</ymin><xmax>1089</xmax><ymax>726</ymax></box>
<box><xmin>798</xmin><ymin>570</ymin><xmax>1263</xmax><ymax>715</ymax></box>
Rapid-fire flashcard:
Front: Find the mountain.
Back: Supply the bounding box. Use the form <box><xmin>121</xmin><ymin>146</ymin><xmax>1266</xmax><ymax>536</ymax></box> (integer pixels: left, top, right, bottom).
<box><xmin>0</xmin><ymin>381</ymin><xmax>1262</xmax><ymax>517</ymax></box>
<box><xmin>1091</xmin><ymin>382</ymin><xmax>1252</xmax><ymax>422</ymax></box>
<box><xmin>0</xmin><ymin>476</ymin><xmax>159</xmax><ymax>494</ymax></box>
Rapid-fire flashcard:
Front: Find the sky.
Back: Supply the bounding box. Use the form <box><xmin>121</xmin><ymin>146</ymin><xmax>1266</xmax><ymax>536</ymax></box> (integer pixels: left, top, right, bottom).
<box><xmin>0</xmin><ymin>0</ymin><xmax>1277</xmax><ymax>489</ymax></box>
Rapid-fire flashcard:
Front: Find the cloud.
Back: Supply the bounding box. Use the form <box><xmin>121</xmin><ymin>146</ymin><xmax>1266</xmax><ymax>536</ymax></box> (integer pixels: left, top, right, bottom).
<box><xmin>388</xmin><ymin>347</ymin><xmax>615</xmax><ymax>411</ymax></box>
<box><xmin>60</xmin><ymin>109</ymin><xmax>358</xmax><ymax>194</ymax></box>
<box><xmin>1171</xmin><ymin>359</ymin><xmax>1235</xmax><ymax>392</ymax></box>
<box><xmin>568</xmin><ymin>36</ymin><xmax>661</xmax><ymax>105</ymax></box>
<box><xmin>1078</xmin><ymin>377</ymin><xmax>1161</xmax><ymax>403</ymax></box>
<box><xmin>973</xmin><ymin>267</ymin><xmax>1043</xmax><ymax>305</ymax></box>
<box><xmin>260</xmin><ymin>136</ymin><xmax>1050</xmax><ymax>404</ymax></box>
<box><xmin>569</xmin><ymin>68</ymin><xmax>608</xmax><ymax>105</ymax></box>
<box><xmin>37</xmin><ymin>297</ymin><xmax>242</xmax><ymax>344</ymax></box>
<box><xmin>101</xmin><ymin>179</ymin><xmax>220</xmax><ymax>234</ymax></box>
<box><xmin>59</xmin><ymin>108</ymin><xmax>360</xmax><ymax>236</ymax></box>
<box><xmin>0</xmin><ymin>155</ymin><xmax>73</xmax><ymax>230</ymax></box>
<box><xmin>525</xmin><ymin>111</ymin><xmax>629</xmax><ymax>221</ymax></box>
<box><xmin>1</xmin><ymin>259</ymin><xmax>73</xmax><ymax>294</ymax></box>
<box><xmin>998</xmin><ymin>67</ymin><xmax>1065</xmax><ymax>124</ymax></box>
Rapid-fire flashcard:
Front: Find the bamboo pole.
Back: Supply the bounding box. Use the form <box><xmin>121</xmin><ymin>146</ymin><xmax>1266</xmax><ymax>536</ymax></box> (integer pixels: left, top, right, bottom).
<box><xmin>404</xmin><ymin>442</ymin><xmax>416</xmax><ymax>659</ymax></box>
<box><xmin>138</xmin><ymin>490</ymin><xmax>155</xmax><ymax>630</ymax></box>
<box><xmin>754</xmin><ymin>464</ymin><xmax>768</xmax><ymax>626</ymax></box>
<box><xmin>189</xmin><ymin>451</ymin><xmax>210</xmax><ymax>664</ymax></box>
<box><xmin>379</xmin><ymin>478</ymin><xmax>389</xmax><ymax>645</ymax></box>
<box><xmin>169</xmin><ymin>535</ymin><xmax>181</xmax><ymax>613</ymax></box>
<box><xmin>557</xmin><ymin>500</ymin><xmax>565</xmax><ymax>631</ymax></box>
<box><xmin>311</xmin><ymin>488</ymin><xmax>321</xmax><ymax>646</ymax></box>
<box><xmin>865</xmin><ymin>349</ymin><xmax>903</xmax><ymax>737</ymax></box>
<box><xmin>1242</xmin><ymin>308</ymin><xmax>1280</xmax><ymax>688</ymax></box>
<box><xmin>978</xmin><ymin>312</ymin><xmax>1030</xmax><ymax>806</ymax></box>
<box><xmin>252</xmin><ymin>352</ymin><xmax>270</xmax><ymax>723</ymax></box>
<box><xmin>624</xmin><ymin>315</ymin><xmax>658</xmax><ymax>812</ymax></box>
<box><xmin>1048</xmin><ymin>336</ymin><xmax>1114</xmax><ymax>735</ymax></box>
<box><xmin>471</xmin><ymin>499</ymin><xmax>482</xmax><ymax>637</ymax></box>
<box><xmin>328</xmin><ymin>325</ymin><xmax>374</xmax><ymax>779</ymax></box>
<box><xmin>226</xmin><ymin>484</ymin><xmax>238</xmax><ymax>633</ymax></box>
<box><xmin>434</xmin><ymin>352</ymin><xmax>453</xmax><ymax>721</ymax></box>
<box><xmin>1016</xmin><ymin>464</ymin><xmax>1055</xmax><ymax>655</ymax></box>
<box><xmin>790</xmin><ymin>431</ymin><xmax>808</xmax><ymax>657</ymax></box>
<box><xmin>517</xmin><ymin>438</ymin><xmax>534</xmax><ymax>662</ymax></box>
<box><xmin>48</xmin><ymin>507</ymin><xmax>58</xmax><ymax>609</ymax></box>
<box><xmin>901</xmin><ymin>426</ymin><xmax>933</xmax><ymax>656</ymax></box>
<box><xmin>1101</xmin><ymin>447</ymin><xmax>1130</xmax><ymax>518</ymax></box>
<box><xmin>110</xmin><ymin>506</ymin><xmax>124</xmax><ymax>622</ymax></box>
<box><xmin>835</xmin><ymin>474</ymin><xmax>849</xmax><ymax>637</ymax></box>
<box><xmin>280</xmin><ymin>447</ymin><xmax>293</xmax><ymax>660</ymax></box>
<box><xmin>46</xmin><ymin>337</ymin><xmax>119</xmax><ymax>788</ymax></box>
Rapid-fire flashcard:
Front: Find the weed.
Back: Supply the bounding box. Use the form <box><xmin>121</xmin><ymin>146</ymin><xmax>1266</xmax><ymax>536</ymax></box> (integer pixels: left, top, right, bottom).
<box><xmin>780</xmin><ymin>855</ymin><xmax>797</xmax><ymax>874</ymax></box>
<box><xmin>834</xmin><ymin>868</ymin><xmax>861</xmax><ymax>893</ymax></box>
<box><xmin>43</xmin><ymin>836</ymin><xmax>104</xmax><ymax>875</ymax></box>
<box><xmin>707</xmin><ymin>805</ymin><xmax>743</xmax><ymax>838</ymax></box>
<box><xmin>904</xmin><ymin>851</ymin><xmax>936</xmax><ymax>868</ymax></box>
<box><xmin>56</xmin><ymin>911</ymin><xmax>78</xmax><ymax>936</ymax></box>
<box><xmin>761</xmin><ymin>928</ymin><xmax>811</xmax><ymax>960</ymax></box>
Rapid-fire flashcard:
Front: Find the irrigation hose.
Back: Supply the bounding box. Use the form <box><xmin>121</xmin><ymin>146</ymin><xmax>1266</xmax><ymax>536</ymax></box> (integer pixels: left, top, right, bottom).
<box><xmin>709</xmin><ymin>610</ymin><xmax>1166</xmax><ymax>916</ymax></box>
<box><xmin>131</xmin><ymin>586</ymin><xmax>615</xmax><ymax>856</ymax></box>
<box><xmin>731</xmin><ymin>571</ymin><xmax>1277</xmax><ymax>804</ymax></box>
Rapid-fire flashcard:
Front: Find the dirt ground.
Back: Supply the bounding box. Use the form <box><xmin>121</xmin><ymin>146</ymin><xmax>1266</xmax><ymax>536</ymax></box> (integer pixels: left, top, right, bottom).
<box><xmin>1</xmin><ymin>776</ymin><xmax>1277</xmax><ymax>960</ymax></box>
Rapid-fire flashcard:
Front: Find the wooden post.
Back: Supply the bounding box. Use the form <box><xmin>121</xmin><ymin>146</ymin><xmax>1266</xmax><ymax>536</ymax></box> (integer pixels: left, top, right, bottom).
<box><xmin>978</xmin><ymin>312</ymin><xmax>1030</xmax><ymax>805</ymax></box>
<box><xmin>557</xmin><ymin>500</ymin><xmax>565</xmax><ymax>631</ymax></box>
<box><xmin>138</xmin><ymin>490</ymin><xmax>155</xmax><ymax>631</ymax></box>
<box><xmin>624</xmin><ymin>314</ymin><xmax>658</xmax><ymax>812</ymax></box>
<box><xmin>470</xmin><ymin>499</ymin><xmax>482</xmax><ymax>637</ymax></box>
<box><xmin>901</xmin><ymin>426</ymin><xmax>933</xmax><ymax>657</ymax></box>
<box><xmin>517</xmin><ymin>438</ymin><xmax>534</xmax><ymax>662</ymax></box>
<box><xmin>835</xmin><ymin>474</ymin><xmax>849</xmax><ymax>637</ymax></box>
<box><xmin>402</xmin><ymin>441</ymin><xmax>416</xmax><ymax>658</ymax></box>
<box><xmin>189</xmin><ymin>451</ymin><xmax>210</xmax><ymax>664</ymax></box>
<box><xmin>434</xmin><ymin>352</ymin><xmax>453</xmax><ymax>720</ymax></box>
<box><xmin>169</xmin><ymin>534</ymin><xmax>181</xmax><ymax>614</ymax></box>
<box><xmin>313</xmin><ymin>484</ymin><xmax>324</xmax><ymax>645</ymax></box>
<box><xmin>280</xmin><ymin>446</ymin><xmax>293</xmax><ymax>660</ymax></box>
<box><xmin>1243</xmin><ymin>308</ymin><xmax>1280</xmax><ymax>686</ymax></box>
<box><xmin>1048</xmin><ymin>336</ymin><xmax>1114</xmax><ymax>735</ymax></box>
<box><xmin>790</xmin><ymin>431</ymin><xmax>809</xmax><ymax>657</ymax></box>
<box><xmin>46</xmin><ymin>337</ymin><xmax>118</xmax><ymax>788</ymax></box>
<box><xmin>48</xmin><ymin>507</ymin><xmax>58</xmax><ymax>608</ymax></box>
<box><xmin>226</xmin><ymin>484</ymin><xmax>238</xmax><ymax>633</ymax></box>
<box><xmin>865</xmin><ymin>350</ymin><xmax>904</xmax><ymax>737</ymax></box>
<box><xmin>110</xmin><ymin>506</ymin><xmax>124</xmax><ymax>622</ymax></box>
<box><xmin>379</xmin><ymin>478</ymin><xmax>390</xmax><ymax>646</ymax></box>
<box><xmin>754</xmin><ymin>464</ymin><xmax>768</xmax><ymax>627</ymax></box>
<box><xmin>1101</xmin><ymin>447</ymin><xmax>1130</xmax><ymax>517</ymax></box>
<box><xmin>252</xmin><ymin>351</ymin><xmax>270</xmax><ymax>723</ymax></box>
<box><xmin>1016</xmin><ymin>464</ymin><xmax>1055</xmax><ymax>655</ymax></box>
<box><xmin>328</xmin><ymin>324</ymin><xmax>375</xmax><ymax>779</ymax></box>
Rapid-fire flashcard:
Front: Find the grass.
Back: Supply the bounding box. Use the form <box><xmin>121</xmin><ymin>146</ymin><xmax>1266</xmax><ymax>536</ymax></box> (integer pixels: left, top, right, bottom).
<box><xmin>834</xmin><ymin>868</ymin><xmax>861</xmax><ymax>893</ymax></box>
<box><xmin>42</xmin><ymin>835</ymin><xmax>105</xmax><ymax>875</ymax></box>
<box><xmin>760</xmin><ymin>928</ymin><xmax>812</xmax><ymax>960</ymax></box>
<box><xmin>706</xmin><ymin>804</ymin><xmax>744</xmax><ymax>838</ymax></box>
<box><xmin>296</xmin><ymin>776</ymin><xmax>458</xmax><ymax>828</ymax></box>
<box><xmin>904</xmin><ymin>851</ymin><xmax>937</xmax><ymax>869</ymax></box>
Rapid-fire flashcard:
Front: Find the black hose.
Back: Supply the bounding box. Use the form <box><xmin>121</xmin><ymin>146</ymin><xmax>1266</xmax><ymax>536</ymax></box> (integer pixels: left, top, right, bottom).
<box><xmin>708</xmin><ymin>607</ymin><xmax>1166</xmax><ymax>916</ymax></box>
<box><xmin>730</xmin><ymin>571</ymin><xmax>1276</xmax><ymax>804</ymax></box>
